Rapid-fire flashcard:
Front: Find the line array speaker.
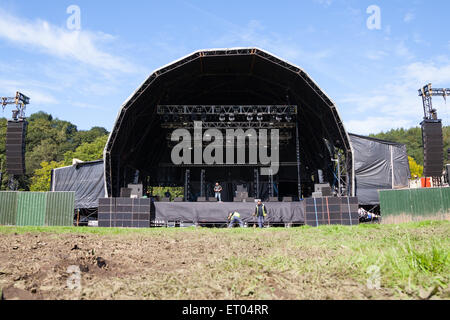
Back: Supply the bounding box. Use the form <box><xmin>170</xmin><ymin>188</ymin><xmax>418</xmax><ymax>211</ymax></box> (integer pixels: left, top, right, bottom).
<box><xmin>421</xmin><ymin>120</ymin><xmax>443</xmax><ymax>177</ymax></box>
<box><xmin>6</xmin><ymin>120</ymin><xmax>27</xmax><ymax>175</ymax></box>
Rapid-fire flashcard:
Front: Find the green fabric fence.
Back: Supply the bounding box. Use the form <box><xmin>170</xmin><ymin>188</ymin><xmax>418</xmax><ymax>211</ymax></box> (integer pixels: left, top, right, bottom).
<box><xmin>379</xmin><ymin>188</ymin><xmax>450</xmax><ymax>224</ymax></box>
<box><xmin>0</xmin><ymin>192</ymin><xmax>75</xmax><ymax>227</ymax></box>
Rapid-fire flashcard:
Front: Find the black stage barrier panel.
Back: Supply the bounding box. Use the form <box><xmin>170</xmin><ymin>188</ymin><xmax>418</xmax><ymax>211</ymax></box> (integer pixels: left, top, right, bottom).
<box><xmin>152</xmin><ymin>201</ymin><xmax>305</xmax><ymax>224</ymax></box>
<box><xmin>98</xmin><ymin>198</ymin><xmax>151</xmax><ymax>228</ymax></box>
<box><xmin>304</xmin><ymin>197</ymin><xmax>359</xmax><ymax>227</ymax></box>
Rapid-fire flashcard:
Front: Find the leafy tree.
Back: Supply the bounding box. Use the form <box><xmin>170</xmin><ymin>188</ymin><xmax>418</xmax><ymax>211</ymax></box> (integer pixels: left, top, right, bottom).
<box><xmin>30</xmin><ymin>161</ymin><xmax>65</xmax><ymax>192</ymax></box>
<box><xmin>370</xmin><ymin>126</ymin><xmax>450</xmax><ymax>167</ymax></box>
<box><xmin>151</xmin><ymin>187</ymin><xmax>185</xmax><ymax>200</ymax></box>
<box><xmin>408</xmin><ymin>156</ymin><xmax>423</xmax><ymax>179</ymax></box>
<box><xmin>63</xmin><ymin>135</ymin><xmax>108</xmax><ymax>165</ymax></box>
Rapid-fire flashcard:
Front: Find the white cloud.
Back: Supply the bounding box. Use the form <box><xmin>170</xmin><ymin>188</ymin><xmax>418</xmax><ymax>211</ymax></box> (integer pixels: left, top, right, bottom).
<box><xmin>345</xmin><ymin>117</ymin><xmax>413</xmax><ymax>135</ymax></box>
<box><xmin>314</xmin><ymin>0</ymin><xmax>334</xmax><ymax>8</ymax></box>
<box><xmin>366</xmin><ymin>50</ymin><xmax>388</xmax><ymax>60</ymax></box>
<box><xmin>404</xmin><ymin>12</ymin><xmax>415</xmax><ymax>23</ymax></box>
<box><xmin>0</xmin><ymin>78</ymin><xmax>58</xmax><ymax>105</ymax></box>
<box><xmin>339</xmin><ymin>58</ymin><xmax>450</xmax><ymax>135</ymax></box>
<box><xmin>395</xmin><ymin>41</ymin><xmax>415</xmax><ymax>60</ymax></box>
<box><xmin>0</xmin><ymin>9</ymin><xmax>137</xmax><ymax>74</ymax></box>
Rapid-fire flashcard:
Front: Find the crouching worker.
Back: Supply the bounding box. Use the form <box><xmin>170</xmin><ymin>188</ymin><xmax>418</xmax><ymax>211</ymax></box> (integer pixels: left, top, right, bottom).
<box><xmin>254</xmin><ymin>200</ymin><xmax>268</xmax><ymax>228</ymax></box>
<box><xmin>228</xmin><ymin>211</ymin><xmax>244</xmax><ymax>228</ymax></box>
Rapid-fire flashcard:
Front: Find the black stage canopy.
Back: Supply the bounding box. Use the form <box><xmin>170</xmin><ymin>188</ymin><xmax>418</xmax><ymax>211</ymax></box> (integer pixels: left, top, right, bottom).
<box><xmin>104</xmin><ymin>48</ymin><xmax>355</xmax><ymax>199</ymax></box>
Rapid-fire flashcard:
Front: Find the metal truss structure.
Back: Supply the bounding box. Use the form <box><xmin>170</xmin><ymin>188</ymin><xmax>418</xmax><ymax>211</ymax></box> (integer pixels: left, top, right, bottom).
<box><xmin>157</xmin><ymin>105</ymin><xmax>297</xmax><ymax>115</ymax></box>
<box><xmin>161</xmin><ymin>121</ymin><xmax>296</xmax><ymax>129</ymax></box>
<box><xmin>419</xmin><ymin>84</ymin><xmax>449</xmax><ymax>120</ymax></box>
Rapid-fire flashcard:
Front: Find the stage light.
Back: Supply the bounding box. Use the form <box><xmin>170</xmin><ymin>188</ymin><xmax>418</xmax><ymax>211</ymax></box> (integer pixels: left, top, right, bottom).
<box><xmin>257</xmin><ymin>113</ymin><xmax>263</xmax><ymax>121</ymax></box>
<box><xmin>276</xmin><ymin>113</ymin><xmax>283</xmax><ymax>122</ymax></box>
<box><xmin>219</xmin><ymin>113</ymin><xmax>226</xmax><ymax>122</ymax></box>
<box><xmin>229</xmin><ymin>113</ymin><xmax>235</xmax><ymax>122</ymax></box>
<box><xmin>247</xmin><ymin>113</ymin><xmax>254</xmax><ymax>121</ymax></box>
<box><xmin>285</xmin><ymin>114</ymin><xmax>292</xmax><ymax>122</ymax></box>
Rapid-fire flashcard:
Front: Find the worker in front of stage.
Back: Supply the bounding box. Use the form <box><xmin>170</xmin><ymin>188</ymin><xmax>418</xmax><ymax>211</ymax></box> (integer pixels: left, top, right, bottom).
<box><xmin>214</xmin><ymin>182</ymin><xmax>223</xmax><ymax>202</ymax></box>
<box><xmin>228</xmin><ymin>211</ymin><xmax>244</xmax><ymax>228</ymax></box>
<box><xmin>254</xmin><ymin>200</ymin><xmax>268</xmax><ymax>228</ymax></box>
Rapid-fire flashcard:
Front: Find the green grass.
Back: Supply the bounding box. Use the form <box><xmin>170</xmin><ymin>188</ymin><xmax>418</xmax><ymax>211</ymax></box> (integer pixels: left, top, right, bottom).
<box><xmin>0</xmin><ymin>221</ymin><xmax>448</xmax><ymax>299</ymax></box>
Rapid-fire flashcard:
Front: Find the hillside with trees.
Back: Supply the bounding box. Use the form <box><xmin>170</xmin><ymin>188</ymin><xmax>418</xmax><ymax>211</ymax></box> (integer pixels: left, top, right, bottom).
<box><xmin>370</xmin><ymin>126</ymin><xmax>450</xmax><ymax>167</ymax></box>
<box><xmin>0</xmin><ymin>112</ymin><xmax>449</xmax><ymax>191</ymax></box>
<box><xmin>0</xmin><ymin>112</ymin><xmax>109</xmax><ymax>191</ymax></box>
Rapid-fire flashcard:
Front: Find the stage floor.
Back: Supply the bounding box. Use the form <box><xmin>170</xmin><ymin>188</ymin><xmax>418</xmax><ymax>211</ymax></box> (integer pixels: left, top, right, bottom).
<box><xmin>153</xmin><ymin>201</ymin><xmax>305</xmax><ymax>225</ymax></box>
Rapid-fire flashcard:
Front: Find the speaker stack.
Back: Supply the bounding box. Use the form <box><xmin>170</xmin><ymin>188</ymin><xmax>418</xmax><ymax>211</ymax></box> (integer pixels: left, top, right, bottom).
<box><xmin>421</xmin><ymin>120</ymin><xmax>444</xmax><ymax>177</ymax></box>
<box><xmin>6</xmin><ymin>120</ymin><xmax>27</xmax><ymax>176</ymax></box>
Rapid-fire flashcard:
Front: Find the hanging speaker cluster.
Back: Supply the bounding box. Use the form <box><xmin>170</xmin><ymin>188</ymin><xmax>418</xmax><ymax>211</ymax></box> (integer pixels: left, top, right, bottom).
<box><xmin>421</xmin><ymin>120</ymin><xmax>444</xmax><ymax>177</ymax></box>
<box><xmin>6</xmin><ymin>120</ymin><xmax>27</xmax><ymax>176</ymax></box>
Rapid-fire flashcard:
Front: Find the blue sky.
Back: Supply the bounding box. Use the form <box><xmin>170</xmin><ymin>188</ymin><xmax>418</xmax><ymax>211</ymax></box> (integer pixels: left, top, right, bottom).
<box><xmin>0</xmin><ymin>0</ymin><xmax>449</xmax><ymax>134</ymax></box>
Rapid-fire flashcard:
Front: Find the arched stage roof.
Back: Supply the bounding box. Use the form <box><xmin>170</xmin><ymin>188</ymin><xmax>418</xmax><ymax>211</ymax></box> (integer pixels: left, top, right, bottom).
<box><xmin>104</xmin><ymin>48</ymin><xmax>355</xmax><ymax>198</ymax></box>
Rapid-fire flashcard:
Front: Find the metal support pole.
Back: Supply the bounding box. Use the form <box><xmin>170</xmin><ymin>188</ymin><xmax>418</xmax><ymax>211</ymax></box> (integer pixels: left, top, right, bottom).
<box><xmin>200</xmin><ymin>169</ymin><xmax>205</xmax><ymax>198</ymax></box>
<box><xmin>295</xmin><ymin>121</ymin><xmax>302</xmax><ymax>199</ymax></box>
<box><xmin>269</xmin><ymin>169</ymin><xmax>274</xmax><ymax>198</ymax></box>
<box><xmin>337</xmin><ymin>156</ymin><xmax>341</xmax><ymax>196</ymax></box>
<box><xmin>254</xmin><ymin>168</ymin><xmax>259</xmax><ymax>199</ymax></box>
<box><xmin>184</xmin><ymin>169</ymin><xmax>190</xmax><ymax>202</ymax></box>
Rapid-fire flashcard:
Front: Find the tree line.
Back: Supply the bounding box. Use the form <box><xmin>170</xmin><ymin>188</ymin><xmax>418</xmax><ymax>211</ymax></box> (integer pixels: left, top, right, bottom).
<box><xmin>370</xmin><ymin>126</ymin><xmax>450</xmax><ymax>177</ymax></box>
<box><xmin>0</xmin><ymin>112</ymin><xmax>449</xmax><ymax>191</ymax></box>
<box><xmin>0</xmin><ymin>112</ymin><xmax>108</xmax><ymax>191</ymax></box>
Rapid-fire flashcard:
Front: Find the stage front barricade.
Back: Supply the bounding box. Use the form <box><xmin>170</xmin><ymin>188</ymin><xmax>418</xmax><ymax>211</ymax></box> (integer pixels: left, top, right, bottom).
<box><xmin>96</xmin><ymin>197</ymin><xmax>359</xmax><ymax>227</ymax></box>
<box><xmin>152</xmin><ymin>201</ymin><xmax>305</xmax><ymax>225</ymax></box>
<box><xmin>304</xmin><ymin>197</ymin><xmax>359</xmax><ymax>226</ymax></box>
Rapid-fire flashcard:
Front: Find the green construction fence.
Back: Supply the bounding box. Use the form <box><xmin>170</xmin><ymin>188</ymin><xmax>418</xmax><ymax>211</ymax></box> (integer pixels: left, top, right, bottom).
<box><xmin>379</xmin><ymin>187</ymin><xmax>450</xmax><ymax>224</ymax></box>
<box><xmin>0</xmin><ymin>192</ymin><xmax>75</xmax><ymax>227</ymax></box>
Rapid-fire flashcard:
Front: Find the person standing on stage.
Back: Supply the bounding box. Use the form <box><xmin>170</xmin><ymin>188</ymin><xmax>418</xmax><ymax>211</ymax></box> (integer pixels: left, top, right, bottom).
<box><xmin>214</xmin><ymin>182</ymin><xmax>223</xmax><ymax>202</ymax></box>
<box><xmin>254</xmin><ymin>200</ymin><xmax>268</xmax><ymax>228</ymax></box>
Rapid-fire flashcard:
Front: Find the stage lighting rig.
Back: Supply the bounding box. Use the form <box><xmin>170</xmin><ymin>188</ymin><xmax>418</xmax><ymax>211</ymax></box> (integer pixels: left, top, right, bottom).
<box><xmin>1</xmin><ymin>91</ymin><xmax>30</xmax><ymax>120</ymax></box>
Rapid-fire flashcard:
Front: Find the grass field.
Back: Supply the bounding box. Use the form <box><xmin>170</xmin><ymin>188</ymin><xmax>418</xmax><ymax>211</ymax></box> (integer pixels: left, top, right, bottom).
<box><xmin>0</xmin><ymin>221</ymin><xmax>449</xmax><ymax>300</ymax></box>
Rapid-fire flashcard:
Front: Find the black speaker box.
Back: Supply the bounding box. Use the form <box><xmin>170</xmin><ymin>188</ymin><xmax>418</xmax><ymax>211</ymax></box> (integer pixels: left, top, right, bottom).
<box><xmin>421</xmin><ymin>120</ymin><xmax>443</xmax><ymax>177</ymax></box>
<box><xmin>6</xmin><ymin>120</ymin><xmax>27</xmax><ymax>175</ymax></box>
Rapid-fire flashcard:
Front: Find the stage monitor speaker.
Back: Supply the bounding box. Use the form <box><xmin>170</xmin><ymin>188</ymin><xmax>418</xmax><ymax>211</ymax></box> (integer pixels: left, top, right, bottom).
<box><xmin>6</xmin><ymin>120</ymin><xmax>27</xmax><ymax>175</ymax></box>
<box><xmin>421</xmin><ymin>120</ymin><xmax>444</xmax><ymax>177</ymax></box>
<box><xmin>127</xmin><ymin>184</ymin><xmax>143</xmax><ymax>198</ymax></box>
<box><xmin>120</xmin><ymin>187</ymin><xmax>132</xmax><ymax>198</ymax></box>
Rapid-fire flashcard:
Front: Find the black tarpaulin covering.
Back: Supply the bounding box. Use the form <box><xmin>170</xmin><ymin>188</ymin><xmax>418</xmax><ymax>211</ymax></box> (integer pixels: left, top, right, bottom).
<box><xmin>153</xmin><ymin>202</ymin><xmax>305</xmax><ymax>224</ymax></box>
<box><xmin>51</xmin><ymin>160</ymin><xmax>105</xmax><ymax>209</ymax></box>
<box><xmin>349</xmin><ymin>134</ymin><xmax>410</xmax><ymax>205</ymax></box>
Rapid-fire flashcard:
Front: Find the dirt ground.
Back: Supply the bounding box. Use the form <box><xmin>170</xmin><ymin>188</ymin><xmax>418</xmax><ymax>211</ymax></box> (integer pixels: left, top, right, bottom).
<box><xmin>0</xmin><ymin>224</ymin><xmax>448</xmax><ymax>300</ymax></box>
